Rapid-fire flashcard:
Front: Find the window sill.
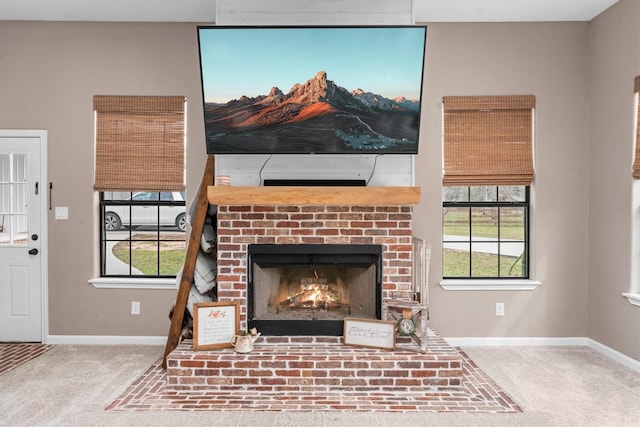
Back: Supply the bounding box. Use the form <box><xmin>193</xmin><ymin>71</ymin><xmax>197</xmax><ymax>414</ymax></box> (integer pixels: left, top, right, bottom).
<box><xmin>622</xmin><ymin>293</ymin><xmax>640</xmax><ymax>307</ymax></box>
<box><xmin>89</xmin><ymin>277</ymin><xmax>177</xmax><ymax>290</ymax></box>
<box><xmin>439</xmin><ymin>279</ymin><xmax>541</xmax><ymax>291</ymax></box>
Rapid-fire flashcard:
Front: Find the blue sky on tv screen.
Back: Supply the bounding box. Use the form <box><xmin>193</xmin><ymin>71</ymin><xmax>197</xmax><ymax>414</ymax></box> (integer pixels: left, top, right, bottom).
<box><xmin>199</xmin><ymin>27</ymin><xmax>426</xmax><ymax>103</ymax></box>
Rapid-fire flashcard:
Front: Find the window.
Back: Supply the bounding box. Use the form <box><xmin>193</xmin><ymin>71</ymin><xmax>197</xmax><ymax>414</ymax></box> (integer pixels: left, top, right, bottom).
<box><xmin>93</xmin><ymin>96</ymin><xmax>186</xmax><ymax>280</ymax></box>
<box><xmin>100</xmin><ymin>191</ymin><xmax>186</xmax><ymax>277</ymax></box>
<box><xmin>442</xmin><ymin>95</ymin><xmax>535</xmax><ymax>281</ymax></box>
<box><xmin>626</xmin><ymin>77</ymin><xmax>640</xmax><ymax>305</ymax></box>
<box><xmin>443</xmin><ymin>186</ymin><xmax>529</xmax><ymax>278</ymax></box>
<box><xmin>633</xmin><ymin>76</ymin><xmax>640</xmax><ymax>179</ymax></box>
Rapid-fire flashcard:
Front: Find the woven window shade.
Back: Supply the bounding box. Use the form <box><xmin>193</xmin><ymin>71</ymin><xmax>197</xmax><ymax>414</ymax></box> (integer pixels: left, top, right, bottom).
<box><xmin>633</xmin><ymin>76</ymin><xmax>640</xmax><ymax>179</ymax></box>
<box><xmin>93</xmin><ymin>95</ymin><xmax>186</xmax><ymax>192</ymax></box>
<box><xmin>443</xmin><ymin>95</ymin><xmax>535</xmax><ymax>186</ymax></box>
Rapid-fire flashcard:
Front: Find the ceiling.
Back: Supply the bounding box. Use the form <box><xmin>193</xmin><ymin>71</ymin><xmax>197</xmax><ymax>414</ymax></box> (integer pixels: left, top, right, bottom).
<box><xmin>0</xmin><ymin>0</ymin><xmax>620</xmax><ymax>23</ymax></box>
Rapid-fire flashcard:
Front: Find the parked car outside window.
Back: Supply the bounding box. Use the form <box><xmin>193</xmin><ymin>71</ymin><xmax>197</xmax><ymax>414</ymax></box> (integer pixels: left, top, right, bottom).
<box><xmin>104</xmin><ymin>191</ymin><xmax>187</xmax><ymax>232</ymax></box>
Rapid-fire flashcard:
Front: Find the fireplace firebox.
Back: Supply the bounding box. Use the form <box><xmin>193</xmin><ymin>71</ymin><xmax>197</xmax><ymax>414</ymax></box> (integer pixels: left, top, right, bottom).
<box><xmin>247</xmin><ymin>244</ymin><xmax>383</xmax><ymax>336</ymax></box>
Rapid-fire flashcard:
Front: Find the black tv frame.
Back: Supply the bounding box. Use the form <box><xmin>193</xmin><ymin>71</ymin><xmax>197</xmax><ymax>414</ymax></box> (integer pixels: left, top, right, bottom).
<box><xmin>197</xmin><ymin>25</ymin><xmax>427</xmax><ymax>155</ymax></box>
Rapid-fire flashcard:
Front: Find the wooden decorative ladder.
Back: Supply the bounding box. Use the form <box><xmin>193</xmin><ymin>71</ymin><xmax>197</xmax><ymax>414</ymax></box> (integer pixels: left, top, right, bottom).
<box><xmin>162</xmin><ymin>155</ymin><xmax>215</xmax><ymax>368</ymax></box>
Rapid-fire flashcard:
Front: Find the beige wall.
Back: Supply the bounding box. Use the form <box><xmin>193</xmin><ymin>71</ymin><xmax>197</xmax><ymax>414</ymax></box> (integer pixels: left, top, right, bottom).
<box><xmin>588</xmin><ymin>0</ymin><xmax>640</xmax><ymax>361</ymax></box>
<box><xmin>0</xmin><ymin>15</ymin><xmax>636</xmax><ymax>362</ymax></box>
<box><xmin>414</xmin><ymin>22</ymin><xmax>591</xmax><ymax>338</ymax></box>
<box><xmin>0</xmin><ymin>22</ymin><xmax>206</xmax><ymax>336</ymax></box>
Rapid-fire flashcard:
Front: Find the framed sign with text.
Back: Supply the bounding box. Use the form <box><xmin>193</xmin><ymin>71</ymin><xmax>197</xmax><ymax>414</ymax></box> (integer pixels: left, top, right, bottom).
<box><xmin>193</xmin><ymin>301</ymin><xmax>239</xmax><ymax>350</ymax></box>
<box><xmin>343</xmin><ymin>317</ymin><xmax>396</xmax><ymax>350</ymax></box>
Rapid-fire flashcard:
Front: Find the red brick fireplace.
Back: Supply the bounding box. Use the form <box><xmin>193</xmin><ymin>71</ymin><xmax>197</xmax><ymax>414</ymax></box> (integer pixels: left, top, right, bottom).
<box><xmin>165</xmin><ymin>185</ymin><xmax>466</xmax><ymax>395</ymax></box>
<box><xmin>215</xmin><ymin>203</ymin><xmax>414</xmax><ymax>332</ymax></box>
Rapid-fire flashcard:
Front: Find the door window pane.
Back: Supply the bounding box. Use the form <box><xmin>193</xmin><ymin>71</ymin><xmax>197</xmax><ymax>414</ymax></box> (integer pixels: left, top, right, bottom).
<box><xmin>0</xmin><ymin>153</ymin><xmax>28</xmax><ymax>245</ymax></box>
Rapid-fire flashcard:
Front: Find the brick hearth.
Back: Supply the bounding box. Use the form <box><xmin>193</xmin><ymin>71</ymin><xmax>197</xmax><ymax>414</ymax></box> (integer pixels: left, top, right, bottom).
<box><xmin>166</xmin><ymin>330</ymin><xmax>464</xmax><ymax>394</ymax></box>
<box><xmin>185</xmin><ymin>198</ymin><xmax>452</xmax><ymax>397</ymax></box>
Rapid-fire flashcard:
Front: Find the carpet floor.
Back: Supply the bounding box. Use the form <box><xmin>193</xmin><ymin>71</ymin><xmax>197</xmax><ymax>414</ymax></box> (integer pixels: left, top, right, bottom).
<box><xmin>106</xmin><ymin>348</ymin><xmax>521</xmax><ymax>413</ymax></box>
<box><xmin>0</xmin><ymin>344</ymin><xmax>639</xmax><ymax>426</ymax></box>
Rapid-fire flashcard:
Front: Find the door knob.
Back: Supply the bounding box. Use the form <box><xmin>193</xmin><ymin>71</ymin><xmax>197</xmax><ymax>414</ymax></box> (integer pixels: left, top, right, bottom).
<box><xmin>28</xmin><ymin>248</ymin><xmax>39</xmax><ymax>255</ymax></box>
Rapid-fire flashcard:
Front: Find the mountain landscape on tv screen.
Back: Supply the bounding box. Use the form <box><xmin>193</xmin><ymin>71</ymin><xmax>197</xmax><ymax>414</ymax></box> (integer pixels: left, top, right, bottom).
<box><xmin>204</xmin><ymin>71</ymin><xmax>421</xmax><ymax>154</ymax></box>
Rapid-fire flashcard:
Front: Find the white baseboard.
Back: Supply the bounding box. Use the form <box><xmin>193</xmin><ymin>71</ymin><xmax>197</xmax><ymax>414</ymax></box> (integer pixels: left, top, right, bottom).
<box><xmin>44</xmin><ymin>334</ymin><xmax>640</xmax><ymax>374</ymax></box>
<box><xmin>446</xmin><ymin>336</ymin><xmax>640</xmax><ymax>374</ymax></box>
<box><xmin>445</xmin><ymin>336</ymin><xmax>589</xmax><ymax>347</ymax></box>
<box><xmin>46</xmin><ymin>335</ymin><xmax>166</xmax><ymax>346</ymax></box>
<box><xmin>587</xmin><ymin>338</ymin><xmax>640</xmax><ymax>373</ymax></box>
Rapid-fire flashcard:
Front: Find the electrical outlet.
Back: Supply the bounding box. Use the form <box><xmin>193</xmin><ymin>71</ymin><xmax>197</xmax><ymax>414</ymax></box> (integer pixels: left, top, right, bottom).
<box><xmin>131</xmin><ymin>301</ymin><xmax>140</xmax><ymax>315</ymax></box>
<box><xmin>496</xmin><ymin>302</ymin><xmax>505</xmax><ymax>316</ymax></box>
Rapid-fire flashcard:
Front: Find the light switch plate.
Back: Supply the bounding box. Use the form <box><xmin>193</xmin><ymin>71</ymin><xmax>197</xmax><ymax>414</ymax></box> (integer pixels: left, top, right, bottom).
<box><xmin>55</xmin><ymin>206</ymin><xmax>69</xmax><ymax>220</ymax></box>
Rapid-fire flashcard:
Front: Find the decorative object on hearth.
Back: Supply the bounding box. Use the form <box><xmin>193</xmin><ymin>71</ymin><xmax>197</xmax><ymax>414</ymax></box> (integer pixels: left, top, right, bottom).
<box><xmin>163</xmin><ymin>156</ymin><xmax>216</xmax><ymax>367</ymax></box>
<box><xmin>396</xmin><ymin>309</ymin><xmax>417</xmax><ymax>336</ymax></box>
<box><xmin>413</xmin><ymin>238</ymin><xmax>431</xmax><ymax>309</ymax></box>
<box><xmin>343</xmin><ymin>317</ymin><xmax>396</xmax><ymax>350</ymax></box>
<box><xmin>384</xmin><ymin>301</ymin><xmax>427</xmax><ymax>350</ymax></box>
<box><xmin>383</xmin><ymin>236</ymin><xmax>431</xmax><ymax>352</ymax></box>
<box><xmin>231</xmin><ymin>328</ymin><xmax>261</xmax><ymax>353</ymax></box>
<box><xmin>192</xmin><ymin>301</ymin><xmax>239</xmax><ymax>351</ymax></box>
<box><xmin>382</xmin><ymin>237</ymin><xmax>432</xmax><ymax>351</ymax></box>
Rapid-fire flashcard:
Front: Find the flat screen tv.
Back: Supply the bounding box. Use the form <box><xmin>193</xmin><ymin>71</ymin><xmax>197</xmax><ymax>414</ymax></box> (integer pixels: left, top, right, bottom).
<box><xmin>197</xmin><ymin>26</ymin><xmax>427</xmax><ymax>155</ymax></box>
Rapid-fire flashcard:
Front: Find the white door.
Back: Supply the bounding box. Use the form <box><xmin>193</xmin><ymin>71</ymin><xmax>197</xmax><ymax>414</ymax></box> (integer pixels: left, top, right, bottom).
<box><xmin>0</xmin><ymin>132</ymin><xmax>45</xmax><ymax>342</ymax></box>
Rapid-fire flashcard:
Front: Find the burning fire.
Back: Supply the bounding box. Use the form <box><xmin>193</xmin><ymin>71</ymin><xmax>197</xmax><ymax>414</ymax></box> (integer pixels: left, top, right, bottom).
<box><xmin>284</xmin><ymin>278</ymin><xmax>336</xmax><ymax>309</ymax></box>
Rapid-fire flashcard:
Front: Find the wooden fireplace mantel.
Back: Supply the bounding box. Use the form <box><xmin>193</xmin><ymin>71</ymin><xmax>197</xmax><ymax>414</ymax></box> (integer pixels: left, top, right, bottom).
<box><xmin>207</xmin><ymin>186</ymin><xmax>421</xmax><ymax>206</ymax></box>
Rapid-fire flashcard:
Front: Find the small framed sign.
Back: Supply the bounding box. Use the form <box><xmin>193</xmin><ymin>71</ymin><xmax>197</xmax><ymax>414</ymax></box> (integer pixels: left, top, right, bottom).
<box><xmin>193</xmin><ymin>301</ymin><xmax>239</xmax><ymax>350</ymax></box>
<box><xmin>343</xmin><ymin>317</ymin><xmax>396</xmax><ymax>350</ymax></box>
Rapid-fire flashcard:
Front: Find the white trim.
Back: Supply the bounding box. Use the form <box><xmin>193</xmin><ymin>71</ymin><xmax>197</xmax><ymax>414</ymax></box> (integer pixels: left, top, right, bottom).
<box><xmin>0</xmin><ymin>0</ymin><xmax>619</xmax><ymax>23</ymax></box>
<box><xmin>41</xmin><ymin>131</ymin><xmax>48</xmax><ymax>346</ymax></box>
<box><xmin>89</xmin><ymin>277</ymin><xmax>177</xmax><ymax>290</ymax></box>
<box><xmin>45</xmin><ymin>335</ymin><xmax>166</xmax><ymax>345</ymax></box>
<box><xmin>42</xmin><ymin>334</ymin><xmax>640</xmax><ymax>373</ymax></box>
<box><xmin>216</xmin><ymin>0</ymin><xmax>414</xmax><ymax>26</ymax></box>
<box><xmin>446</xmin><ymin>336</ymin><xmax>640</xmax><ymax>374</ymax></box>
<box><xmin>622</xmin><ymin>292</ymin><xmax>640</xmax><ymax>307</ymax></box>
<box><xmin>0</xmin><ymin>130</ymin><xmax>49</xmax><ymax>343</ymax></box>
<box><xmin>587</xmin><ymin>338</ymin><xmax>640</xmax><ymax>373</ymax></box>
<box><xmin>446</xmin><ymin>336</ymin><xmax>588</xmax><ymax>347</ymax></box>
<box><xmin>440</xmin><ymin>279</ymin><xmax>541</xmax><ymax>291</ymax></box>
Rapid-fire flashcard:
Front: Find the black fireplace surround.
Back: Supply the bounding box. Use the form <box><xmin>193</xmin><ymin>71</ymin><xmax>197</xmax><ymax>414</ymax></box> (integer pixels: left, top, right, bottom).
<box><xmin>247</xmin><ymin>244</ymin><xmax>383</xmax><ymax>336</ymax></box>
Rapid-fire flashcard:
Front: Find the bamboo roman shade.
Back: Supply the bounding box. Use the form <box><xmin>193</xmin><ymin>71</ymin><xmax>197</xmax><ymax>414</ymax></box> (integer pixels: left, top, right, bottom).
<box><xmin>633</xmin><ymin>76</ymin><xmax>640</xmax><ymax>179</ymax></box>
<box><xmin>93</xmin><ymin>95</ymin><xmax>186</xmax><ymax>192</ymax></box>
<box><xmin>442</xmin><ymin>95</ymin><xmax>535</xmax><ymax>186</ymax></box>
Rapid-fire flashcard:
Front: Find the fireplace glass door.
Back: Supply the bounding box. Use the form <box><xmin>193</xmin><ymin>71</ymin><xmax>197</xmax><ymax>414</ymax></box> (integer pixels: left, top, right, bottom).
<box><xmin>248</xmin><ymin>244</ymin><xmax>382</xmax><ymax>336</ymax></box>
